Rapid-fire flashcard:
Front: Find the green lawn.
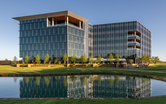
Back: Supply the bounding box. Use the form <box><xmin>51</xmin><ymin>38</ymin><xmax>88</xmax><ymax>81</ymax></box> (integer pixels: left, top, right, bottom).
<box><xmin>0</xmin><ymin>97</ymin><xmax>166</xmax><ymax>104</ymax></box>
<box><xmin>0</xmin><ymin>64</ymin><xmax>166</xmax><ymax>78</ymax></box>
<box><xmin>139</xmin><ymin>63</ymin><xmax>166</xmax><ymax>72</ymax></box>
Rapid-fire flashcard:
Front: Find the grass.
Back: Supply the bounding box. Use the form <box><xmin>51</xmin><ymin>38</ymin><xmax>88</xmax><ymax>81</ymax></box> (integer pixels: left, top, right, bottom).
<box><xmin>0</xmin><ymin>64</ymin><xmax>166</xmax><ymax>78</ymax></box>
<box><xmin>0</xmin><ymin>97</ymin><xmax>166</xmax><ymax>104</ymax></box>
<box><xmin>139</xmin><ymin>63</ymin><xmax>166</xmax><ymax>72</ymax></box>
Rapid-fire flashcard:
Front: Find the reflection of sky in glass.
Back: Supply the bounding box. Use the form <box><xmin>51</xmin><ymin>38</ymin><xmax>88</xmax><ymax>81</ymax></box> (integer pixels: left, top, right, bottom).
<box><xmin>0</xmin><ymin>76</ymin><xmax>166</xmax><ymax>98</ymax></box>
<box><xmin>152</xmin><ymin>79</ymin><xmax>166</xmax><ymax>96</ymax></box>
<box><xmin>0</xmin><ymin>77</ymin><xmax>23</xmax><ymax>98</ymax></box>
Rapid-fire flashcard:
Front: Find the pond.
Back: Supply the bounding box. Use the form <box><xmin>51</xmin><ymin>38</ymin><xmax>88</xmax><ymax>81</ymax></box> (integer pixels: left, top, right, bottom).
<box><xmin>0</xmin><ymin>75</ymin><xmax>166</xmax><ymax>99</ymax></box>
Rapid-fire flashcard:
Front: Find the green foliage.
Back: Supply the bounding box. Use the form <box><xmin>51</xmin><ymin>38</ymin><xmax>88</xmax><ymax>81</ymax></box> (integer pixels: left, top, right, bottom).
<box><xmin>128</xmin><ymin>59</ymin><xmax>133</xmax><ymax>64</ymax></box>
<box><xmin>108</xmin><ymin>53</ymin><xmax>114</xmax><ymax>64</ymax></box>
<box><xmin>31</xmin><ymin>56</ymin><xmax>35</xmax><ymax>64</ymax></box>
<box><xmin>115</xmin><ymin>55</ymin><xmax>120</xmax><ymax>63</ymax></box>
<box><xmin>25</xmin><ymin>56</ymin><xmax>29</xmax><ymax>64</ymax></box>
<box><xmin>35</xmin><ymin>54</ymin><xmax>41</xmax><ymax>64</ymax></box>
<box><xmin>141</xmin><ymin>55</ymin><xmax>151</xmax><ymax>63</ymax></box>
<box><xmin>58</xmin><ymin>61</ymin><xmax>61</xmax><ymax>64</ymax></box>
<box><xmin>44</xmin><ymin>53</ymin><xmax>50</xmax><ymax>64</ymax></box>
<box><xmin>13</xmin><ymin>56</ymin><xmax>17</xmax><ymax>64</ymax></box>
<box><xmin>90</xmin><ymin>54</ymin><xmax>94</xmax><ymax>64</ymax></box>
<box><xmin>151</xmin><ymin>57</ymin><xmax>160</xmax><ymax>64</ymax></box>
<box><xmin>147</xmin><ymin>56</ymin><xmax>151</xmax><ymax>63</ymax></box>
<box><xmin>63</xmin><ymin>53</ymin><xmax>68</xmax><ymax>65</ymax></box>
<box><xmin>136</xmin><ymin>58</ymin><xmax>142</xmax><ymax>64</ymax></box>
<box><xmin>81</xmin><ymin>53</ymin><xmax>87</xmax><ymax>63</ymax></box>
<box><xmin>71</xmin><ymin>55</ymin><xmax>76</xmax><ymax>64</ymax></box>
<box><xmin>54</xmin><ymin>59</ymin><xmax>57</xmax><ymax>64</ymax></box>
<box><xmin>95</xmin><ymin>60</ymin><xmax>98</xmax><ymax>64</ymax></box>
<box><xmin>97</xmin><ymin>54</ymin><xmax>102</xmax><ymax>64</ymax></box>
<box><xmin>141</xmin><ymin>55</ymin><xmax>146</xmax><ymax>63</ymax></box>
<box><xmin>49</xmin><ymin>60</ymin><xmax>52</xmax><ymax>64</ymax></box>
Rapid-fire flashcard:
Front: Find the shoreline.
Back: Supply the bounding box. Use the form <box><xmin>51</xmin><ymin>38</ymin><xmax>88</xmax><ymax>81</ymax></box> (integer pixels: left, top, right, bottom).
<box><xmin>0</xmin><ymin>71</ymin><xmax>166</xmax><ymax>82</ymax></box>
<box><xmin>0</xmin><ymin>95</ymin><xmax>166</xmax><ymax>100</ymax></box>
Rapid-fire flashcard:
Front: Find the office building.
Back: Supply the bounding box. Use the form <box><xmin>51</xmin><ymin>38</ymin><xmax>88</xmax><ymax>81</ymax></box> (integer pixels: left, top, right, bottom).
<box><xmin>13</xmin><ymin>10</ymin><xmax>151</xmax><ymax>60</ymax></box>
<box><xmin>93</xmin><ymin>21</ymin><xmax>151</xmax><ymax>59</ymax></box>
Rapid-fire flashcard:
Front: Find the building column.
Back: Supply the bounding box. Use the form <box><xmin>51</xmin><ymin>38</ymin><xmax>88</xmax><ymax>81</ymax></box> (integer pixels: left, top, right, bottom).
<box><xmin>47</xmin><ymin>18</ymin><xmax>49</xmax><ymax>27</ymax></box>
<box><xmin>134</xmin><ymin>31</ymin><xmax>136</xmax><ymax>48</ymax></box>
<box><xmin>66</xmin><ymin>16</ymin><xmax>69</xmax><ymax>24</ymax></box>
<box><xmin>52</xmin><ymin>18</ymin><xmax>54</xmax><ymax>26</ymax></box>
<box><xmin>134</xmin><ymin>31</ymin><xmax>136</xmax><ymax>36</ymax></box>
<box><xmin>79</xmin><ymin>21</ymin><xmax>82</xmax><ymax>29</ymax></box>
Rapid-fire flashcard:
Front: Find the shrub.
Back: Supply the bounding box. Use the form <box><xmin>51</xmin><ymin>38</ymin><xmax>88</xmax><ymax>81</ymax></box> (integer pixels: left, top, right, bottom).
<box><xmin>58</xmin><ymin>61</ymin><xmax>61</xmax><ymax>64</ymax></box>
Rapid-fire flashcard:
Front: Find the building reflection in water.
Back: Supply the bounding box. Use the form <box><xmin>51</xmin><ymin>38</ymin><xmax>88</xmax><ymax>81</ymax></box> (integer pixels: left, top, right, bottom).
<box><xmin>20</xmin><ymin>75</ymin><xmax>151</xmax><ymax>98</ymax></box>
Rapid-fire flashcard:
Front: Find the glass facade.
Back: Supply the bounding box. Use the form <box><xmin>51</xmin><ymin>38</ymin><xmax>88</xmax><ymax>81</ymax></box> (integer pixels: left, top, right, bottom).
<box><xmin>20</xmin><ymin>18</ymin><xmax>68</xmax><ymax>59</ymax></box>
<box><xmin>19</xmin><ymin>17</ymin><xmax>86</xmax><ymax>59</ymax></box>
<box><xmin>67</xmin><ymin>25</ymin><xmax>84</xmax><ymax>57</ymax></box>
<box><xmin>136</xmin><ymin>22</ymin><xmax>151</xmax><ymax>57</ymax></box>
<box><xmin>93</xmin><ymin>21</ymin><xmax>151</xmax><ymax>59</ymax></box>
<box><xmin>15</xmin><ymin>11</ymin><xmax>151</xmax><ymax>60</ymax></box>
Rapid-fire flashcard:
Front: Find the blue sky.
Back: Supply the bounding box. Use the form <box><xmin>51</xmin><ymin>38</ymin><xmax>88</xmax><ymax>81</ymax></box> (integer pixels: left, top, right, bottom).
<box><xmin>0</xmin><ymin>0</ymin><xmax>166</xmax><ymax>61</ymax></box>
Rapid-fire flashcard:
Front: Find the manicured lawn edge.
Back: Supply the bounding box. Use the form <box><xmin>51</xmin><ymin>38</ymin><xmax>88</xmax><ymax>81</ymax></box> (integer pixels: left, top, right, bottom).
<box><xmin>1</xmin><ymin>96</ymin><xmax>166</xmax><ymax>104</ymax></box>
<box><xmin>0</xmin><ymin>68</ymin><xmax>166</xmax><ymax>81</ymax></box>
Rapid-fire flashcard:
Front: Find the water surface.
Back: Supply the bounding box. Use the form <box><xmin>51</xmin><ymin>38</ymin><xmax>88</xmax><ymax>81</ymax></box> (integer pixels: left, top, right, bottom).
<box><xmin>0</xmin><ymin>75</ymin><xmax>166</xmax><ymax>98</ymax></box>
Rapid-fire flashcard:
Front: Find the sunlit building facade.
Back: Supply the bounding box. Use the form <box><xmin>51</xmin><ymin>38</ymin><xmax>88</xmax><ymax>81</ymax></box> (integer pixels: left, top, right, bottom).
<box><xmin>13</xmin><ymin>11</ymin><xmax>151</xmax><ymax>60</ymax></box>
<box><xmin>13</xmin><ymin>11</ymin><xmax>88</xmax><ymax>59</ymax></box>
<box><xmin>93</xmin><ymin>21</ymin><xmax>151</xmax><ymax>60</ymax></box>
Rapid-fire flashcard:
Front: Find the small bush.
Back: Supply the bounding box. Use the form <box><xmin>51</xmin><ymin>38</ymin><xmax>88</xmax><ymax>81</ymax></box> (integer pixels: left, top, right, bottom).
<box><xmin>49</xmin><ymin>60</ymin><xmax>52</xmax><ymax>64</ymax></box>
<box><xmin>58</xmin><ymin>61</ymin><xmax>61</xmax><ymax>64</ymax></box>
<box><xmin>54</xmin><ymin>59</ymin><xmax>57</xmax><ymax>64</ymax></box>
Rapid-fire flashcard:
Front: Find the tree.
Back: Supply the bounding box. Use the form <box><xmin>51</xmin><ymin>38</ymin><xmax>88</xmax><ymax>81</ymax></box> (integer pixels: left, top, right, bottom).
<box><xmin>31</xmin><ymin>56</ymin><xmax>35</xmax><ymax>64</ymax></box>
<box><xmin>63</xmin><ymin>53</ymin><xmax>68</xmax><ymax>65</ymax></box>
<box><xmin>81</xmin><ymin>53</ymin><xmax>87</xmax><ymax>64</ymax></box>
<box><xmin>108</xmin><ymin>53</ymin><xmax>114</xmax><ymax>64</ymax></box>
<box><xmin>90</xmin><ymin>54</ymin><xmax>94</xmax><ymax>64</ymax></box>
<box><xmin>25</xmin><ymin>56</ymin><xmax>29</xmax><ymax>64</ymax></box>
<box><xmin>136</xmin><ymin>58</ymin><xmax>142</xmax><ymax>64</ymax></box>
<box><xmin>58</xmin><ymin>61</ymin><xmax>61</xmax><ymax>64</ymax></box>
<box><xmin>49</xmin><ymin>60</ymin><xmax>52</xmax><ymax>64</ymax></box>
<box><xmin>115</xmin><ymin>54</ymin><xmax>120</xmax><ymax>63</ymax></box>
<box><xmin>152</xmin><ymin>57</ymin><xmax>159</xmax><ymax>64</ymax></box>
<box><xmin>128</xmin><ymin>59</ymin><xmax>133</xmax><ymax>64</ymax></box>
<box><xmin>13</xmin><ymin>56</ymin><xmax>17</xmax><ymax>64</ymax></box>
<box><xmin>146</xmin><ymin>56</ymin><xmax>151</xmax><ymax>63</ymax></box>
<box><xmin>54</xmin><ymin>59</ymin><xmax>57</xmax><ymax>64</ymax></box>
<box><xmin>71</xmin><ymin>55</ymin><xmax>76</xmax><ymax>64</ymax></box>
<box><xmin>141</xmin><ymin>55</ymin><xmax>146</xmax><ymax>63</ymax></box>
<box><xmin>44</xmin><ymin>53</ymin><xmax>50</xmax><ymax>64</ymax></box>
<box><xmin>35</xmin><ymin>54</ymin><xmax>41</xmax><ymax>64</ymax></box>
<box><xmin>141</xmin><ymin>55</ymin><xmax>151</xmax><ymax>64</ymax></box>
<box><xmin>97</xmin><ymin>54</ymin><xmax>101</xmax><ymax>64</ymax></box>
